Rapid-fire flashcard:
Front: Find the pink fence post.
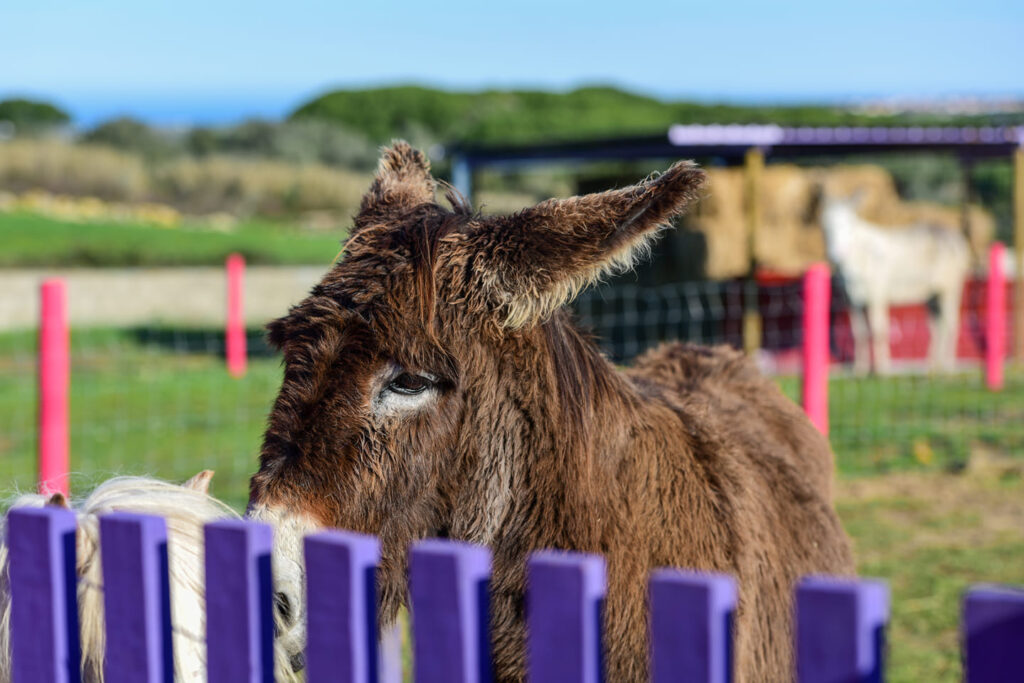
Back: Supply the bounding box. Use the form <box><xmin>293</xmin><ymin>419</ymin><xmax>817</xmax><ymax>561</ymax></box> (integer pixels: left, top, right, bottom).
<box><xmin>802</xmin><ymin>263</ymin><xmax>831</xmax><ymax>435</ymax></box>
<box><xmin>986</xmin><ymin>242</ymin><xmax>1007</xmax><ymax>391</ymax></box>
<box><xmin>39</xmin><ymin>279</ymin><xmax>70</xmax><ymax>496</ymax></box>
<box><xmin>226</xmin><ymin>253</ymin><xmax>247</xmax><ymax>378</ymax></box>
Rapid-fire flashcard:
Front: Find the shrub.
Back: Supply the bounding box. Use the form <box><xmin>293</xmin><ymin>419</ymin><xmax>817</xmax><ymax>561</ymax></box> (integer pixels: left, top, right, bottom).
<box><xmin>0</xmin><ymin>98</ymin><xmax>71</xmax><ymax>135</ymax></box>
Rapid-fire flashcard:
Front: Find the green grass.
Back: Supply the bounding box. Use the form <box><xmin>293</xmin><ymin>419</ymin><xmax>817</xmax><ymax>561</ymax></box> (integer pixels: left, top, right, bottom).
<box><xmin>0</xmin><ymin>211</ymin><xmax>344</xmax><ymax>267</ymax></box>
<box><xmin>835</xmin><ymin>473</ymin><xmax>1024</xmax><ymax>682</ymax></box>
<box><xmin>776</xmin><ymin>371</ymin><xmax>1024</xmax><ymax>474</ymax></box>
<box><xmin>1</xmin><ymin>330</ymin><xmax>1022</xmax><ymax>680</ymax></box>
<box><xmin>0</xmin><ymin>327</ymin><xmax>282</xmax><ymax>509</ymax></box>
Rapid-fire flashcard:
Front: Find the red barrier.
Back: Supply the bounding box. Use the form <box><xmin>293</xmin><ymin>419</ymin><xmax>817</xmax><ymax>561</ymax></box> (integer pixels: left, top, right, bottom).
<box><xmin>802</xmin><ymin>263</ymin><xmax>830</xmax><ymax>435</ymax></box>
<box><xmin>225</xmin><ymin>253</ymin><xmax>247</xmax><ymax>378</ymax></box>
<box><xmin>38</xmin><ymin>279</ymin><xmax>70</xmax><ymax>496</ymax></box>
<box><xmin>986</xmin><ymin>242</ymin><xmax>1007</xmax><ymax>391</ymax></box>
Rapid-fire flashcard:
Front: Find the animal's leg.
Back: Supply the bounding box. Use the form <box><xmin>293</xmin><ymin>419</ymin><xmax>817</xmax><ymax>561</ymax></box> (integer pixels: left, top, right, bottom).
<box><xmin>868</xmin><ymin>300</ymin><xmax>891</xmax><ymax>375</ymax></box>
<box><xmin>927</xmin><ymin>296</ymin><xmax>942</xmax><ymax>373</ymax></box>
<box><xmin>936</xmin><ymin>286</ymin><xmax>964</xmax><ymax>373</ymax></box>
<box><xmin>849</xmin><ymin>306</ymin><xmax>871</xmax><ymax>375</ymax></box>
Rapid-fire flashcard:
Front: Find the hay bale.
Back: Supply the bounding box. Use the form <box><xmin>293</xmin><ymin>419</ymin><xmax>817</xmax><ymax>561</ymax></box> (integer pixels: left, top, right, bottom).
<box><xmin>681</xmin><ymin>163</ymin><xmax>995</xmax><ymax>279</ymax></box>
<box><xmin>686</xmin><ymin>168</ymin><xmax>749</xmax><ymax>278</ymax></box>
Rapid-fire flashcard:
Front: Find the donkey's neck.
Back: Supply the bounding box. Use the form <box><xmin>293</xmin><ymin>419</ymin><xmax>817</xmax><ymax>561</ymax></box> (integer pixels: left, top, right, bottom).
<box><xmin>454</xmin><ymin>309</ymin><xmax>642</xmax><ymax>552</ymax></box>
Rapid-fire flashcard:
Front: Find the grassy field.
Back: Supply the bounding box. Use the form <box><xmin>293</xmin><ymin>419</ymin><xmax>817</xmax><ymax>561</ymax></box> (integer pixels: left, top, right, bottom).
<box><xmin>0</xmin><ymin>211</ymin><xmax>344</xmax><ymax>267</ymax></box>
<box><xmin>777</xmin><ymin>372</ymin><xmax>1024</xmax><ymax>475</ymax></box>
<box><xmin>1</xmin><ymin>330</ymin><xmax>1021</xmax><ymax>681</ymax></box>
<box><xmin>836</xmin><ymin>473</ymin><xmax>1024</xmax><ymax>681</ymax></box>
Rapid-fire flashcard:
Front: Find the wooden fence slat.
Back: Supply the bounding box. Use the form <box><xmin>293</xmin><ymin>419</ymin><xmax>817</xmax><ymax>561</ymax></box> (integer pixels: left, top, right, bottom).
<box><xmin>304</xmin><ymin>530</ymin><xmax>381</xmax><ymax>683</ymax></box>
<box><xmin>408</xmin><ymin>539</ymin><xmax>492</xmax><ymax>683</ymax></box>
<box><xmin>99</xmin><ymin>513</ymin><xmax>173</xmax><ymax>683</ymax></box>
<box><xmin>7</xmin><ymin>506</ymin><xmax>81</xmax><ymax>683</ymax></box>
<box><xmin>526</xmin><ymin>550</ymin><xmax>606</xmax><ymax>683</ymax></box>
<box><xmin>649</xmin><ymin>569</ymin><xmax>736</xmax><ymax>683</ymax></box>
<box><xmin>964</xmin><ymin>585</ymin><xmax>1024</xmax><ymax>682</ymax></box>
<box><xmin>204</xmin><ymin>520</ymin><xmax>274</xmax><ymax>683</ymax></box>
<box><xmin>796</xmin><ymin>576</ymin><xmax>889</xmax><ymax>683</ymax></box>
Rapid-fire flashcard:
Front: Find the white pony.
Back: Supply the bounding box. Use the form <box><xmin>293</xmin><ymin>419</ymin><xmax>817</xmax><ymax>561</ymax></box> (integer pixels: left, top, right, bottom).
<box><xmin>821</xmin><ymin>193</ymin><xmax>971</xmax><ymax>374</ymax></box>
<box><xmin>0</xmin><ymin>472</ymin><xmax>298</xmax><ymax>683</ymax></box>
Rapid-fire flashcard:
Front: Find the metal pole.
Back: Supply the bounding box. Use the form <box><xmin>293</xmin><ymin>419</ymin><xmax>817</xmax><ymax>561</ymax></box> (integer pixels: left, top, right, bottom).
<box><xmin>452</xmin><ymin>155</ymin><xmax>473</xmax><ymax>204</ymax></box>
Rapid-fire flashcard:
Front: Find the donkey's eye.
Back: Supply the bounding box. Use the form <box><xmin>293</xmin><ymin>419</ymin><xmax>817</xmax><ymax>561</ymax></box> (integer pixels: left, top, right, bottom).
<box><xmin>387</xmin><ymin>373</ymin><xmax>433</xmax><ymax>395</ymax></box>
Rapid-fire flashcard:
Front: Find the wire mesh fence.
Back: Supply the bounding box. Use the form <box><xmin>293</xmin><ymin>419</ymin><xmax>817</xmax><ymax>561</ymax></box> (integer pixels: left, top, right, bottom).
<box><xmin>0</xmin><ymin>325</ymin><xmax>281</xmax><ymax>510</ymax></box>
<box><xmin>0</xmin><ymin>270</ymin><xmax>1020</xmax><ymax>510</ymax></box>
<box><xmin>573</xmin><ymin>273</ymin><xmax>1021</xmax><ymax>475</ymax></box>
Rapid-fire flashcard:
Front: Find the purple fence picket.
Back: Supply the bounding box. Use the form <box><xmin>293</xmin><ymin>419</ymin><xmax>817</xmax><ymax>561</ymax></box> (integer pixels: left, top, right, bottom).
<box><xmin>649</xmin><ymin>569</ymin><xmax>736</xmax><ymax>683</ymax></box>
<box><xmin>7</xmin><ymin>506</ymin><xmax>81</xmax><ymax>683</ymax></box>
<box><xmin>526</xmin><ymin>550</ymin><xmax>606</xmax><ymax>683</ymax></box>
<box><xmin>204</xmin><ymin>520</ymin><xmax>275</xmax><ymax>683</ymax></box>
<box><xmin>963</xmin><ymin>585</ymin><xmax>1024</xmax><ymax>682</ymax></box>
<box><xmin>796</xmin><ymin>576</ymin><xmax>889</xmax><ymax>683</ymax></box>
<box><xmin>99</xmin><ymin>513</ymin><xmax>173</xmax><ymax>683</ymax></box>
<box><xmin>408</xmin><ymin>539</ymin><xmax>492</xmax><ymax>683</ymax></box>
<box><xmin>304</xmin><ymin>530</ymin><xmax>381</xmax><ymax>683</ymax></box>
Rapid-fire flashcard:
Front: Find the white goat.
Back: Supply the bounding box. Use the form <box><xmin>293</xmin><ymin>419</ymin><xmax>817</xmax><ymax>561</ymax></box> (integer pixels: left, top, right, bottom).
<box><xmin>821</xmin><ymin>193</ymin><xmax>971</xmax><ymax>374</ymax></box>
<box><xmin>0</xmin><ymin>473</ymin><xmax>299</xmax><ymax>683</ymax></box>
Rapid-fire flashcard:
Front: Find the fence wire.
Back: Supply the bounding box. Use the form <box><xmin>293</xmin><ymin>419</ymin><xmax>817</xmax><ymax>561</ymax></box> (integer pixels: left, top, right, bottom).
<box><xmin>0</xmin><ymin>325</ymin><xmax>280</xmax><ymax>510</ymax></box>
<box><xmin>0</xmin><ymin>274</ymin><xmax>1020</xmax><ymax>510</ymax></box>
<box><xmin>573</xmin><ymin>275</ymin><xmax>1021</xmax><ymax>474</ymax></box>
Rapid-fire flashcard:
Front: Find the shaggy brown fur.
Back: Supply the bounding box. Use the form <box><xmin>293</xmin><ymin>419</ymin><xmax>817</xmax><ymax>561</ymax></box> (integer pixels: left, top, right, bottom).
<box><xmin>248</xmin><ymin>142</ymin><xmax>854</xmax><ymax>682</ymax></box>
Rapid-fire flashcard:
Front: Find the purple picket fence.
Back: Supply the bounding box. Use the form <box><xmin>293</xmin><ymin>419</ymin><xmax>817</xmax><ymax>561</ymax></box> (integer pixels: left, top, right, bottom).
<box><xmin>527</xmin><ymin>551</ymin><xmax>605</xmax><ymax>683</ymax></box>
<box><xmin>649</xmin><ymin>569</ymin><xmax>735</xmax><ymax>683</ymax></box>
<box><xmin>98</xmin><ymin>513</ymin><xmax>173</xmax><ymax>683</ymax></box>
<box><xmin>5</xmin><ymin>509</ymin><xmax>1024</xmax><ymax>682</ymax></box>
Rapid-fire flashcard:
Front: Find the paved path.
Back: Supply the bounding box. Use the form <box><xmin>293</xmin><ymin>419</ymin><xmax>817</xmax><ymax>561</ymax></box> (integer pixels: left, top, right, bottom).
<box><xmin>0</xmin><ymin>266</ymin><xmax>326</xmax><ymax>330</ymax></box>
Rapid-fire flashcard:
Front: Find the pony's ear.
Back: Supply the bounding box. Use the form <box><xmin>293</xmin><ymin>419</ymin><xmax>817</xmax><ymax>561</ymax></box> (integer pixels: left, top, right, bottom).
<box><xmin>46</xmin><ymin>492</ymin><xmax>69</xmax><ymax>508</ymax></box>
<box><xmin>356</xmin><ymin>141</ymin><xmax>436</xmax><ymax>226</ymax></box>
<box><xmin>461</xmin><ymin>161</ymin><xmax>706</xmax><ymax>328</ymax></box>
<box><xmin>184</xmin><ymin>470</ymin><xmax>215</xmax><ymax>495</ymax></box>
<box><xmin>848</xmin><ymin>188</ymin><xmax>869</xmax><ymax>209</ymax></box>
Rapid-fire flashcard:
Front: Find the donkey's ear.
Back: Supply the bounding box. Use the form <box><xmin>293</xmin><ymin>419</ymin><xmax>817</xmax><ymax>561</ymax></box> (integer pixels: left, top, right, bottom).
<box><xmin>357</xmin><ymin>140</ymin><xmax>436</xmax><ymax>223</ymax></box>
<box><xmin>466</xmin><ymin>161</ymin><xmax>706</xmax><ymax>328</ymax></box>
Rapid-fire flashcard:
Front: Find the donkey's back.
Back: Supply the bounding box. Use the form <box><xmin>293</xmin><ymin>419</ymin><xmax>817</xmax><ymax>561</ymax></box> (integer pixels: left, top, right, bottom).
<box><xmin>623</xmin><ymin>342</ymin><xmax>854</xmax><ymax>681</ymax></box>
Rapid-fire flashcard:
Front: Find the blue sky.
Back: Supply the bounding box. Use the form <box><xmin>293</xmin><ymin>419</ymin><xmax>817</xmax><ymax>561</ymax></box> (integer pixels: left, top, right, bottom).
<box><xmin>3</xmin><ymin>0</ymin><xmax>1022</xmax><ymax>126</ymax></box>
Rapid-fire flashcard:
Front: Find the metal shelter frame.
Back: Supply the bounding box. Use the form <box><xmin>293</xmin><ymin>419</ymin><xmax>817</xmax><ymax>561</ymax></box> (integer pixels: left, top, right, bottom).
<box><xmin>447</xmin><ymin>124</ymin><xmax>1024</xmax><ymax>358</ymax></box>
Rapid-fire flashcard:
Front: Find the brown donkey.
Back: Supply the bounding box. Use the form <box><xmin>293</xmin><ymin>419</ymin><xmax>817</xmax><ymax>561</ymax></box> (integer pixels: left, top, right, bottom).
<box><xmin>248</xmin><ymin>142</ymin><xmax>854</xmax><ymax>682</ymax></box>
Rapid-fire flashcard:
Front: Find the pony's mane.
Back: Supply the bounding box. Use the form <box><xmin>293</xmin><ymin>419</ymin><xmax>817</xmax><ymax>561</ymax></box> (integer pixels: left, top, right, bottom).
<box><xmin>0</xmin><ymin>475</ymin><xmax>295</xmax><ymax>682</ymax></box>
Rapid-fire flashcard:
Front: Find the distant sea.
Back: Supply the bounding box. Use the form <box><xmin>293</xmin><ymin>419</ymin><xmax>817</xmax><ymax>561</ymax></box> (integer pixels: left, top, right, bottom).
<box><xmin>4</xmin><ymin>90</ymin><xmax>314</xmax><ymax>129</ymax></box>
